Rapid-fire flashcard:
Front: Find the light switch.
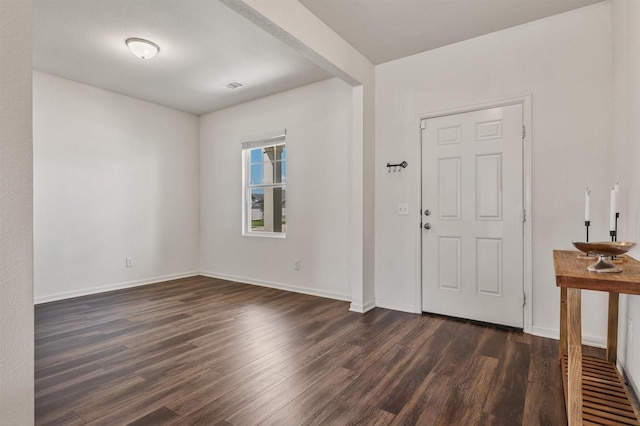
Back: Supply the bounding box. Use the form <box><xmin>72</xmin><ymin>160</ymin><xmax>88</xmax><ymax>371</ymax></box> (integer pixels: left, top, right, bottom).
<box><xmin>396</xmin><ymin>203</ymin><xmax>409</xmax><ymax>215</ymax></box>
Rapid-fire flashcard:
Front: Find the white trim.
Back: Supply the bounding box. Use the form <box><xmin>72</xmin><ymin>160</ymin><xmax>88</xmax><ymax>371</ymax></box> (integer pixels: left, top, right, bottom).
<box><xmin>349</xmin><ymin>85</ymin><xmax>365</xmax><ymax>312</ymax></box>
<box><xmin>531</xmin><ymin>325</ymin><xmax>559</xmax><ymax>340</ymax></box>
<box><xmin>583</xmin><ymin>335</ymin><xmax>607</xmax><ymax>349</ymax></box>
<box><xmin>532</xmin><ymin>325</ymin><xmax>607</xmax><ymax>348</ymax></box>
<box><xmin>242</xmin><ymin>136</ymin><xmax>287</xmax><ymax>238</ymax></box>
<box><xmin>34</xmin><ymin>271</ymin><xmax>199</xmax><ymax>304</ymax></box>
<box><xmin>415</xmin><ymin>94</ymin><xmax>534</xmax><ymax>333</ymax></box>
<box><xmin>241</xmin><ymin>129</ymin><xmax>286</xmax><ymax>148</ymax></box>
<box><xmin>417</xmin><ymin>94</ymin><xmax>532</xmax><ymax>120</ymax></box>
<box><xmin>349</xmin><ymin>300</ymin><xmax>376</xmax><ymax>313</ymax></box>
<box><xmin>618</xmin><ymin>358</ymin><xmax>640</xmax><ymax>403</ymax></box>
<box><xmin>375</xmin><ymin>298</ymin><xmax>417</xmax><ymax>314</ymax></box>
<box><xmin>35</xmin><ymin>271</ymin><xmax>354</xmax><ymax>306</ymax></box>
<box><xmin>200</xmin><ymin>271</ymin><xmax>351</xmax><ymax>302</ymax></box>
<box><xmin>241</xmin><ymin>231</ymin><xmax>286</xmax><ymax>239</ymax></box>
<box><xmin>522</xmin><ymin>95</ymin><xmax>533</xmax><ymax>335</ymax></box>
<box><xmin>415</xmin><ymin>118</ymin><xmax>424</xmax><ymax>316</ymax></box>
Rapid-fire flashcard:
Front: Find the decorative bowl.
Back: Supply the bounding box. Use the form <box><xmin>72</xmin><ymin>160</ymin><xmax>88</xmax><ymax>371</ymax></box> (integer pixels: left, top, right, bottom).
<box><xmin>572</xmin><ymin>241</ymin><xmax>636</xmax><ymax>273</ymax></box>
<box><xmin>572</xmin><ymin>241</ymin><xmax>636</xmax><ymax>256</ymax></box>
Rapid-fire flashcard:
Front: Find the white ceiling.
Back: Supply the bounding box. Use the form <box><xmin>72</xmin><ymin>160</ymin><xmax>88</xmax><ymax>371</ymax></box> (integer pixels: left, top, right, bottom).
<box><xmin>33</xmin><ymin>0</ymin><xmax>333</xmax><ymax>115</ymax></box>
<box><xmin>33</xmin><ymin>0</ymin><xmax>604</xmax><ymax>115</ymax></box>
<box><xmin>300</xmin><ymin>0</ymin><xmax>603</xmax><ymax>65</ymax></box>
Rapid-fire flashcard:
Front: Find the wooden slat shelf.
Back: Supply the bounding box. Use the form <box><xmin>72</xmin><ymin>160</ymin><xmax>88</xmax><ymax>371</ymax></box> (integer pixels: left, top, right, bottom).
<box><xmin>561</xmin><ymin>355</ymin><xmax>640</xmax><ymax>425</ymax></box>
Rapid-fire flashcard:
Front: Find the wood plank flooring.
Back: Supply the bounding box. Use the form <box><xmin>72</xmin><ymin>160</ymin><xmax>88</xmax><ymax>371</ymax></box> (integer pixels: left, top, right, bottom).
<box><xmin>35</xmin><ymin>275</ymin><xmax>578</xmax><ymax>425</ymax></box>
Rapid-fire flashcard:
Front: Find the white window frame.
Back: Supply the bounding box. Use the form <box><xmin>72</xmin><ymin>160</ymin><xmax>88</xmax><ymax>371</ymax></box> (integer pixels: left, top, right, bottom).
<box><xmin>242</xmin><ymin>130</ymin><xmax>286</xmax><ymax>238</ymax></box>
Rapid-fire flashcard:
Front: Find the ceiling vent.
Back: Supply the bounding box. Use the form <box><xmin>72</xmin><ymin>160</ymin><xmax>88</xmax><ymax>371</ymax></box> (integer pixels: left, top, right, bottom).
<box><xmin>224</xmin><ymin>81</ymin><xmax>245</xmax><ymax>90</ymax></box>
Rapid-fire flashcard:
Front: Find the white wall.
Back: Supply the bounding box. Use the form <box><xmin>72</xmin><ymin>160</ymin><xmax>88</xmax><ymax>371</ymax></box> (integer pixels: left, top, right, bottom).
<box><xmin>33</xmin><ymin>72</ymin><xmax>200</xmax><ymax>303</ymax></box>
<box><xmin>222</xmin><ymin>0</ymin><xmax>376</xmax><ymax>312</ymax></box>
<box><xmin>0</xmin><ymin>1</ymin><xmax>34</xmax><ymax>424</ymax></box>
<box><xmin>375</xmin><ymin>2</ymin><xmax>613</xmax><ymax>342</ymax></box>
<box><xmin>612</xmin><ymin>0</ymin><xmax>640</xmax><ymax>398</ymax></box>
<box><xmin>200</xmin><ymin>78</ymin><xmax>353</xmax><ymax>301</ymax></box>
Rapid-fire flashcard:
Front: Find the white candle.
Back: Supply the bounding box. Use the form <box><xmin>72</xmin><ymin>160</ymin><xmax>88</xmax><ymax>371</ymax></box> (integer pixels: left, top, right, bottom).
<box><xmin>614</xmin><ymin>182</ymin><xmax>620</xmax><ymax>213</ymax></box>
<box><xmin>610</xmin><ymin>188</ymin><xmax>616</xmax><ymax>231</ymax></box>
<box><xmin>584</xmin><ymin>188</ymin><xmax>590</xmax><ymax>222</ymax></box>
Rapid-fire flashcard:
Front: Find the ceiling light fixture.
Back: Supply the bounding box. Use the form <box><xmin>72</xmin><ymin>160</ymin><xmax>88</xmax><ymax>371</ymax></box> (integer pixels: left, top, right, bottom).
<box><xmin>126</xmin><ymin>38</ymin><xmax>160</xmax><ymax>60</ymax></box>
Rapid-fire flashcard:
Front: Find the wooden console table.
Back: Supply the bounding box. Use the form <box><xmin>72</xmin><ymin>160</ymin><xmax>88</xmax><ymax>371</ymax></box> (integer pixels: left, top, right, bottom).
<box><xmin>554</xmin><ymin>250</ymin><xmax>640</xmax><ymax>426</ymax></box>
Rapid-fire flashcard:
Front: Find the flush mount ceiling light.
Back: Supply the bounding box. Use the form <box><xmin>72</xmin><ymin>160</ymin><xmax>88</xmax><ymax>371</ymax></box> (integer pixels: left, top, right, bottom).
<box><xmin>126</xmin><ymin>38</ymin><xmax>160</xmax><ymax>60</ymax></box>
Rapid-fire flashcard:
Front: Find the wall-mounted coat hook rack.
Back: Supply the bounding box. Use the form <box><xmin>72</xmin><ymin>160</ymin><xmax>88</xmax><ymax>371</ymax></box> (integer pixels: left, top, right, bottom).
<box><xmin>386</xmin><ymin>161</ymin><xmax>408</xmax><ymax>173</ymax></box>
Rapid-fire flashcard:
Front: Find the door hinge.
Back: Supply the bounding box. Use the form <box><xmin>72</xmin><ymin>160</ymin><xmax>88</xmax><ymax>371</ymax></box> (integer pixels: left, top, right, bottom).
<box><xmin>522</xmin><ymin>209</ymin><xmax>526</xmax><ymax>222</ymax></box>
<box><xmin>522</xmin><ymin>125</ymin><xmax>526</xmax><ymax>139</ymax></box>
<box><xmin>420</xmin><ymin>120</ymin><xmax>427</xmax><ymax>129</ymax></box>
<box><xmin>522</xmin><ymin>291</ymin><xmax>527</xmax><ymax>306</ymax></box>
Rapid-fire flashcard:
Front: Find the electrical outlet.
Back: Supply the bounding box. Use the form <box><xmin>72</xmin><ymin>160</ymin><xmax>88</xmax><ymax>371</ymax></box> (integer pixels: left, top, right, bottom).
<box><xmin>294</xmin><ymin>259</ymin><xmax>300</xmax><ymax>270</ymax></box>
<box><xmin>396</xmin><ymin>202</ymin><xmax>409</xmax><ymax>215</ymax></box>
<box><xmin>125</xmin><ymin>257</ymin><xmax>133</xmax><ymax>267</ymax></box>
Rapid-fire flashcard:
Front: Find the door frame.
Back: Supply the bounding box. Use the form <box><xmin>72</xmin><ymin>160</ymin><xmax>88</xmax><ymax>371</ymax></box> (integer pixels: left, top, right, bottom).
<box><xmin>414</xmin><ymin>94</ymin><xmax>533</xmax><ymax>334</ymax></box>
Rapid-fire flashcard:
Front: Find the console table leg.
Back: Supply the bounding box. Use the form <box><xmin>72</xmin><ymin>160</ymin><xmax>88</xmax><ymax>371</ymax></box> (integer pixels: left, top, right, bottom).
<box><xmin>607</xmin><ymin>292</ymin><xmax>619</xmax><ymax>363</ymax></box>
<box><xmin>567</xmin><ymin>287</ymin><xmax>582</xmax><ymax>426</ymax></box>
<box><xmin>560</xmin><ymin>287</ymin><xmax>567</xmax><ymax>358</ymax></box>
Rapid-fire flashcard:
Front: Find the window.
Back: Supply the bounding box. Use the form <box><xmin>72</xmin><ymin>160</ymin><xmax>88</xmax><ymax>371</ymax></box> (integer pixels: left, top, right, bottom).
<box><xmin>242</xmin><ymin>131</ymin><xmax>286</xmax><ymax>237</ymax></box>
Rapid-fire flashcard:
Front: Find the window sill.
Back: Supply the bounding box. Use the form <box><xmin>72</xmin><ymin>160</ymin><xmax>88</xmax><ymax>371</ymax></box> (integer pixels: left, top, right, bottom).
<box><xmin>242</xmin><ymin>232</ymin><xmax>287</xmax><ymax>239</ymax></box>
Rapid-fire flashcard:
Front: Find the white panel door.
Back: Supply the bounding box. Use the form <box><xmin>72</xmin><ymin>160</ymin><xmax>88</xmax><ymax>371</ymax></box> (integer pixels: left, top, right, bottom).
<box><xmin>421</xmin><ymin>104</ymin><xmax>524</xmax><ymax>328</ymax></box>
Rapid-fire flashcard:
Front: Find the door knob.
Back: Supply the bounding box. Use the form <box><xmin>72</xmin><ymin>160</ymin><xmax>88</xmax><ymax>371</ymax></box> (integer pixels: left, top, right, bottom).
<box><xmin>424</xmin><ymin>209</ymin><xmax>431</xmax><ymax>216</ymax></box>
<box><xmin>424</xmin><ymin>223</ymin><xmax>431</xmax><ymax>230</ymax></box>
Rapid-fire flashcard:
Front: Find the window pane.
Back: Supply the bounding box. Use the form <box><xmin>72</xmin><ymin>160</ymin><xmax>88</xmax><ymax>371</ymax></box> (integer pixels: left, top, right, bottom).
<box><xmin>244</xmin><ymin>139</ymin><xmax>286</xmax><ymax>237</ymax></box>
<box><xmin>281</xmin><ymin>189</ymin><xmax>286</xmax><ymax>231</ymax></box>
<box><xmin>249</xmin><ymin>148</ymin><xmax>264</xmax><ymax>185</ymax></box>
<box><xmin>249</xmin><ymin>145</ymin><xmax>286</xmax><ymax>185</ymax></box>
<box><xmin>280</xmin><ymin>147</ymin><xmax>286</xmax><ymax>183</ymax></box>
<box><xmin>249</xmin><ymin>188</ymin><xmax>264</xmax><ymax>231</ymax></box>
<box><xmin>249</xmin><ymin>186</ymin><xmax>286</xmax><ymax>233</ymax></box>
<box><xmin>273</xmin><ymin>157</ymin><xmax>285</xmax><ymax>184</ymax></box>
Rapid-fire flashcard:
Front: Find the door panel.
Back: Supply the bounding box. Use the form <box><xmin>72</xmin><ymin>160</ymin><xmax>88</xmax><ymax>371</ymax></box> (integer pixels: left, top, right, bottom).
<box><xmin>438</xmin><ymin>237</ymin><xmax>461</xmax><ymax>291</ymax></box>
<box><xmin>421</xmin><ymin>104</ymin><xmax>523</xmax><ymax>328</ymax></box>
<box><xmin>476</xmin><ymin>238</ymin><xmax>502</xmax><ymax>296</ymax></box>
<box><xmin>438</xmin><ymin>157</ymin><xmax>461</xmax><ymax>219</ymax></box>
<box><xmin>476</xmin><ymin>154</ymin><xmax>502</xmax><ymax>220</ymax></box>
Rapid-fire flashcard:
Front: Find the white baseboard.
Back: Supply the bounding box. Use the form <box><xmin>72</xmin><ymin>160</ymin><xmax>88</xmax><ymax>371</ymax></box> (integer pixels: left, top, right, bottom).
<box><xmin>200</xmin><ymin>271</ymin><xmax>351</xmax><ymax>303</ymax></box>
<box><xmin>34</xmin><ymin>271</ymin><xmax>200</xmax><ymax>304</ymax></box>
<box><xmin>618</xmin><ymin>358</ymin><xmax>640</xmax><ymax>405</ymax></box>
<box><xmin>531</xmin><ymin>325</ymin><xmax>558</xmax><ymax>340</ymax></box>
<box><xmin>374</xmin><ymin>298</ymin><xmax>418</xmax><ymax>314</ymax></box>
<box><xmin>627</xmin><ymin>371</ymin><xmax>640</xmax><ymax>406</ymax></box>
<box><xmin>532</xmin><ymin>325</ymin><xmax>606</xmax><ymax>348</ymax></box>
<box><xmin>349</xmin><ymin>300</ymin><xmax>376</xmax><ymax>314</ymax></box>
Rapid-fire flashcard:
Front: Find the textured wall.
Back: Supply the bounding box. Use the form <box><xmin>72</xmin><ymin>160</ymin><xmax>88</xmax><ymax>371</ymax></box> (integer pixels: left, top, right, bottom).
<box><xmin>612</xmin><ymin>0</ymin><xmax>640</xmax><ymax>398</ymax></box>
<box><xmin>200</xmin><ymin>78</ymin><xmax>353</xmax><ymax>301</ymax></box>
<box><xmin>33</xmin><ymin>72</ymin><xmax>200</xmax><ymax>303</ymax></box>
<box><xmin>375</xmin><ymin>2</ymin><xmax>613</xmax><ymax>341</ymax></box>
<box><xmin>0</xmin><ymin>1</ymin><xmax>34</xmax><ymax>424</ymax></box>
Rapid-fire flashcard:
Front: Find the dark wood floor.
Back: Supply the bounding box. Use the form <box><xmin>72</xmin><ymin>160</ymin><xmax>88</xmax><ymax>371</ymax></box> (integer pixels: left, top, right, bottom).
<box><xmin>35</xmin><ymin>275</ymin><xmax>585</xmax><ymax>425</ymax></box>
